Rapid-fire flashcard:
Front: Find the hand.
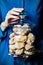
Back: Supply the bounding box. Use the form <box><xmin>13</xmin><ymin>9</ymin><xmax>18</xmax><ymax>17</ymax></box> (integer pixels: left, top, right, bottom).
<box><xmin>5</xmin><ymin>8</ymin><xmax>24</xmax><ymax>26</ymax></box>
<box><xmin>1</xmin><ymin>8</ymin><xmax>24</xmax><ymax>31</ymax></box>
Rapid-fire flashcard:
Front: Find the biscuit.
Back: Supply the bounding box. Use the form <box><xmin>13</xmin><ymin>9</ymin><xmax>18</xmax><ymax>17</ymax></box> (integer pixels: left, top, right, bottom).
<box><xmin>9</xmin><ymin>33</ymin><xmax>15</xmax><ymax>38</ymax></box>
<box><xmin>26</xmin><ymin>39</ymin><xmax>32</xmax><ymax>45</ymax></box>
<box><xmin>14</xmin><ymin>41</ymin><xmax>25</xmax><ymax>49</ymax></box>
<box><xmin>9</xmin><ymin>44</ymin><xmax>16</xmax><ymax>49</ymax></box>
<box><xmin>15</xmin><ymin>49</ymin><xmax>23</xmax><ymax>55</ymax></box>
<box><xmin>19</xmin><ymin>35</ymin><xmax>27</xmax><ymax>42</ymax></box>
<box><xmin>14</xmin><ymin>35</ymin><xmax>21</xmax><ymax>42</ymax></box>
<box><xmin>28</xmin><ymin>33</ymin><xmax>35</xmax><ymax>43</ymax></box>
<box><xmin>24</xmin><ymin>51</ymin><xmax>33</xmax><ymax>55</ymax></box>
<box><xmin>25</xmin><ymin>43</ymin><xmax>33</xmax><ymax>50</ymax></box>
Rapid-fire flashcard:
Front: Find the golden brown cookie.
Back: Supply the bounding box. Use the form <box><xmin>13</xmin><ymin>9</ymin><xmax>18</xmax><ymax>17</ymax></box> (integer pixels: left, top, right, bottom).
<box><xmin>25</xmin><ymin>43</ymin><xmax>33</xmax><ymax>50</ymax></box>
<box><xmin>28</xmin><ymin>33</ymin><xmax>35</xmax><ymax>43</ymax></box>
<box><xmin>14</xmin><ymin>41</ymin><xmax>25</xmax><ymax>49</ymax></box>
<box><xmin>15</xmin><ymin>49</ymin><xmax>23</xmax><ymax>55</ymax></box>
<box><xmin>24</xmin><ymin>51</ymin><xmax>33</xmax><ymax>55</ymax></box>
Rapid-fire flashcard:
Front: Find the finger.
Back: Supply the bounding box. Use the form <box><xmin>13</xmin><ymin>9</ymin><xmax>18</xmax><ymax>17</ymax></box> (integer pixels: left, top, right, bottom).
<box><xmin>9</xmin><ymin>33</ymin><xmax>15</xmax><ymax>38</ymax></box>
<box><xmin>9</xmin><ymin>10</ymin><xmax>20</xmax><ymax>15</ymax></box>
<box><xmin>12</xmin><ymin>8</ymin><xmax>24</xmax><ymax>13</ymax></box>
<box><xmin>6</xmin><ymin>15</ymin><xmax>19</xmax><ymax>20</ymax></box>
<box><xmin>10</xmin><ymin>18</ymin><xmax>19</xmax><ymax>22</ymax></box>
<box><xmin>8</xmin><ymin>18</ymin><xmax>19</xmax><ymax>25</ymax></box>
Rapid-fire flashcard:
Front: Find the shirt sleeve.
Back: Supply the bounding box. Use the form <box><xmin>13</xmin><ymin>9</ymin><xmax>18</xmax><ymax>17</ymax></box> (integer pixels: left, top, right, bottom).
<box><xmin>0</xmin><ymin>9</ymin><xmax>7</xmax><ymax>39</ymax></box>
<box><xmin>0</xmin><ymin>28</ymin><xmax>7</xmax><ymax>38</ymax></box>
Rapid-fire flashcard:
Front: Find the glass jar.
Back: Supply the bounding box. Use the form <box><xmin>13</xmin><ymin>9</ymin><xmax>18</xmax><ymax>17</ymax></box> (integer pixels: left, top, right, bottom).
<box><xmin>8</xmin><ymin>12</ymin><xmax>35</xmax><ymax>57</ymax></box>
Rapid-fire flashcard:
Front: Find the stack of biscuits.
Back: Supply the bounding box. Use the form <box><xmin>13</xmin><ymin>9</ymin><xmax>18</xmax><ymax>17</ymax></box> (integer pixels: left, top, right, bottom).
<box><xmin>9</xmin><ymin>24</ymin><xmax>35</xmax><ymax>57</ymax></box>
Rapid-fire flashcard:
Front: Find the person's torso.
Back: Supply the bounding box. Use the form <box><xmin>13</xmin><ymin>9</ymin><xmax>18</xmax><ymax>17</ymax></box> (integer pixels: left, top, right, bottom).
<box><xmin>0</xmin><ymin>0</ymin><xmax>42</xmax><ymax>65</ymax></box>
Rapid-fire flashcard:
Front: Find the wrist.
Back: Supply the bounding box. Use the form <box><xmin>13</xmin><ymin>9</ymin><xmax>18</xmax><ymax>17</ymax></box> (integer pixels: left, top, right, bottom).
<box><xmin>1</xmin><ymin>21</ymin><xmax>8</xmax><ymax>31</ymax></box>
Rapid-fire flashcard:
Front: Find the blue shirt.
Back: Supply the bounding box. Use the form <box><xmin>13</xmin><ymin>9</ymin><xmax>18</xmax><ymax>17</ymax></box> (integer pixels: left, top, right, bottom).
<box><xmin>0</xmin><ymin>0</ymin><xmax>43</xmax><ymax>65</ymax></box>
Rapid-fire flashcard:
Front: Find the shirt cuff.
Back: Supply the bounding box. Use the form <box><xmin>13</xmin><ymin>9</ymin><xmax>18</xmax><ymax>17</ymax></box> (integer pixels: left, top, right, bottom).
<box><xmin>0</xmin><ymin>21</ymin><xmax>8</xmax><ymax>31</ymax></box>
